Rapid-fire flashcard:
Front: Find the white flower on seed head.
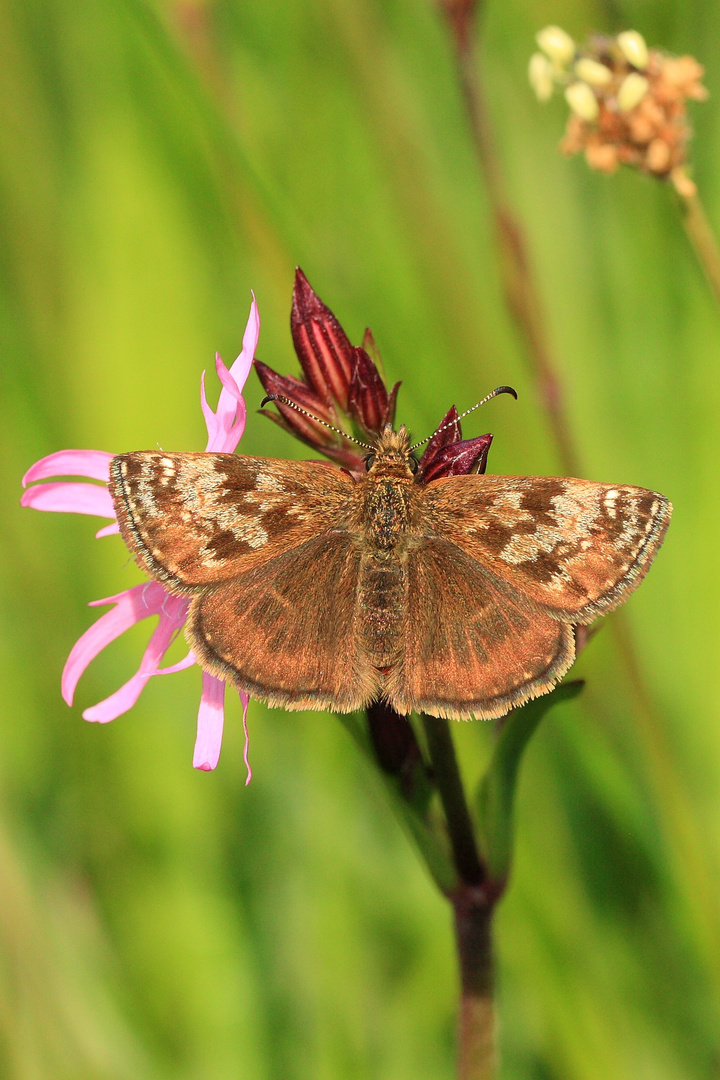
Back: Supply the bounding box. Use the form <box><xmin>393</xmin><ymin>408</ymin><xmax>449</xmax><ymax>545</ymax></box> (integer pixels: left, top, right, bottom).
<box><xmin>617</xmin><ymin>72</ymin><xmax>650</xmax><ymax>112</ymax></box>
<box><xmin>565</xmin><ymin>81</ymin><xmax>599</xmax><ymax>122</ymax></box>
<box><xmin>617</xmin><ymin>30</ymin><xmax>649</xmax><ymax>71</ymax></box>
<box><xmin>536</xmin><ymin>25</ymin><xmax>575</xmax><ymax>68</ymax></box>
<box><xmin>574</xmin><ymin>58</ymin><xmax>612</xmax><ymax>87</ymax></box>
<box><xmin>529</xmin><ymin>52</ymin><xmax>555</xmax><ymax>101</ymax></box>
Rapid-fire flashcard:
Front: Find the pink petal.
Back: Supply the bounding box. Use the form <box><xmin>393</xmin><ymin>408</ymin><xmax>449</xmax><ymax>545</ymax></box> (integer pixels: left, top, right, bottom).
<box><xmin>22</xmin><ymin>449</ymin><xmax>113</xmax><ymax>487</ymax></box>
<box><xmin>83</xmin><ymin>595</ymin><xmax>189</xmax><ymax>723</ymax></box>
<box><xmin>204</xmin><ymin>352</ymin><xmax>246</xmax><ymax>453</ymax></box>
<box><xmin>219</xmin><ymin>417</ymin><xmax>246</xmax><ymax>454</ymax></box>
<box><xmin>202</xmin><ymin>358</ymin><xmax>240</xmax><ymax>453</ymax></box>
<box><xmin>21</xmin><ymin>481</ymin><xmax>115</xmax><ymax>519</ymax></box>
<box><xmin>215</xmin><ymin>352</ymin><xmax>244</xmax><ymax>404</ymax></box>
<box><xmin>231</xmin><ymin>292</ymin><xmax>260</xmax><ymax>391</ymax></box>
<box><xmin>241</xmin><ymin>693</ymin><xmax>252</xmax><ymax>786</ymax></box>
<box><xmin>211</xmin><ymin>355</ymin><xmax>248</xmax><ymax>454</ymax></box>
<box><xmin>203</xmin><ymin>295</ymin><xmax>259</xmax><ymax>453</ymax></box>
<box><xmin>155</xmin><ymin>649</ymin><xmax>197</xmax><ymax>675</ymax></box>
<box><xmin>193</xmin><ymin>673</ymin><xmax>226</xmax><ymax>771</ymax></box>
<box><xmin>96</xmin><ymin>521</ymin><xmax>120</xmax><ymax>538</ymax></box>
<box><xmin>62</xmin><ymin>582</ymin><xmax>179</xmax><ymax>705</ymax></box>
<box><xmin>200</xmin><ymin>370</ymin><xmax>218</xmax><ymax>444</ymax></box>
<box><xmin>88</xmin><ymin>582</ymin><xmax>170</xmax><ymax>613</ymax></box>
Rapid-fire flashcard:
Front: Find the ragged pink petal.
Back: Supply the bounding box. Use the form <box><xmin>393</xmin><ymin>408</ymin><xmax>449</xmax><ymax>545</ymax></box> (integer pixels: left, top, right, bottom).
<box><xmin>21</xmin><ymin>481</ymin><xmax>115</xmax><ymax>519</ymax></box>
<box><xmin>204</xmin><ymin>295</ymin><xmax>259</xmax><ymax>454</ymax></box>
<box><xmin>193</xmin><ymin>673</ymin><xmax>226</xmax><ymax>771</ymax></box>
<box><xmin>62</xmin><ymin>582</ymin><xmax>181</xmax><ymax>705</ymax></box>
<box><xmin>200</xmin><ymin>370</ymin><xmax>216</xmax><ymax>440</ymax></box>
<box><xmin>22</xmin><ymin>449</ymin><xmax>113</xmax><ymax>487</ymax></box>
<box><xmin>206</xmin><ymin>353</ymin><xmax>247</xmax><ymax>453</ymax></box>
<box><xmin>241</xmin><ymin>693</ymin><xmax>252</xmax><ymax>785</ymax></box>
<box><xmin>154</xmin><ymin>649</ymin><xmax>197</xmax><ymax>675</ymax></box>
<box><xmin>96</xmin><ymin>522</ymin><xmax>120</xmax><ymax>538</ymax></box>
<box><xmin>214</xmin><ymin>352</ymin><xmax>244</xmax><ymax>404</ymax></box>
<box><xmin>230</xmin><ymin>291</ymin><xmax>260</xmax><ymax>391</ymax></box>
<box><xmin>83</xmin><ymin>593</ymin><xmax>189</xmax><ymax>723</ymax></box>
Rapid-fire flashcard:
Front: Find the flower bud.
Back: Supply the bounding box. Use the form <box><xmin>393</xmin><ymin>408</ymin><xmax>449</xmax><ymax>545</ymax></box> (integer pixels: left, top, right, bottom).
<box><xmin>617</xmin><ymin>72</ymin><xmax>649</xmax><ymax>112</ymax></box>
<box><xmin>617</xmin><ymin>30</ymin><xmax>649</xmax><ymax>70</ymax></box>
<box><xmin>536</xmin><ymin>25</ymin><xmax>575</xmax><ymax>67</ymax></box>
<box><xmin>574</xmin><ymin>58</ymin><xmax>612</xmax><ymax>87</ymax></box>
<box><xmin>565</xmin><ymin>81</ymin><xmax>599</xmax><ymax>122</ymax></box>
<box><xmin>528</xmin><ymin>52</ymin><xmax>554</xmax><ymax>101</ymax></box>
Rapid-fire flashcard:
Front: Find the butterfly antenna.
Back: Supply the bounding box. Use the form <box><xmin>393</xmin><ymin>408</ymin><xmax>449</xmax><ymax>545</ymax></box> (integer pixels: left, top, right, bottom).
<box><xmin>260</xmin><ymin>394</ymin><xmax>373</xmax><ymax>450</ymax></box>
<box><xmin>409</xmin><ymin>385</ymin><xmax>518</xmax><ymax>451</ymax></box>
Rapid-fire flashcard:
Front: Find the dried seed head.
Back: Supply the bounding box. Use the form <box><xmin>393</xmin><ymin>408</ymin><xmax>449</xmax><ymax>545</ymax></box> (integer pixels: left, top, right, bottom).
<box><xmin>531</xmin><ymin>26</ymin><xmax>707</xmax><ymax>186</ymax></box>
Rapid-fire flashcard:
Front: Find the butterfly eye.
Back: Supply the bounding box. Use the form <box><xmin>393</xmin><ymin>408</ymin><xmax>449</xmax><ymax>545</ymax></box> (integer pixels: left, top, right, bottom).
<box><xmin>364</xmin><ymin>452</ymin><xmax>377</xmax><ymax>471</ymax></box>
<box><xmin>408</xmin><ymin>455</ymin><xmax>418</xmax><ymax>475</ymax></box>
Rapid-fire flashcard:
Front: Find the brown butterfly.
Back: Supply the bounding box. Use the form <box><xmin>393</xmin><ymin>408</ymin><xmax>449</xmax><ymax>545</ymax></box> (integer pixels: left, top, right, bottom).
<box><xmin>108</xmin><ymin>401</ymin><xmax>671</xmax><ymax>721</ymax></box>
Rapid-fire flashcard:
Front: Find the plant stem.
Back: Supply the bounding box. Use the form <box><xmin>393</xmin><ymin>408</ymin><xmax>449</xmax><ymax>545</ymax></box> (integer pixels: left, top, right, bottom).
<box><xmin>676</xmin><ymin>186</ymin><xmax>720</xmax><ymax>309</ymax></box>
<box><xmin>422</xmin><ymin>715</ymin><xmax>485</xmax><ymax>885</ymax></box>
<box><xmin>438</xmin><ymin>5</ymin><xmax>720</xmax><ymax>1064</ymax></box>
<box><xmin>422</xmin><ymin>715</ymin><xmax>497</xmax><ymax>1077</ymax></box>
<box><xmin>440</xmin><ymin>6</ymin><xmax>687</xmax><ymax>892</ymax></box>
<box><xmin>454</xmin><ymin>885</ymin><xmax>496</xmax><ymax>1080</ymax></box>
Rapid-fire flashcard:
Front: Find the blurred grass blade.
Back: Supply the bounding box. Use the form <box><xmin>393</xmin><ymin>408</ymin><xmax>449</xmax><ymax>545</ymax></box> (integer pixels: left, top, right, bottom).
<box><xmin>477</xmin><ymin>682</ymin><xmax>584</xmax><ymax>882</ymax></box>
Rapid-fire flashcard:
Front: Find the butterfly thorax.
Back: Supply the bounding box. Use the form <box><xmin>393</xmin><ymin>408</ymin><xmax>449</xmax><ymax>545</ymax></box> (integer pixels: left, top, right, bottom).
<box><xmin>362</xmin><ymin>426</ymin><xmax>418</xmax><ymax>553</ymax></box>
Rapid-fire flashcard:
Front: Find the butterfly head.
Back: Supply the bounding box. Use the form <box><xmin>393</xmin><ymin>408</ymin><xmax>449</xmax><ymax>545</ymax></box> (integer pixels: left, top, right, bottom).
<box><xmin>260</xmin><ymin>386</ymin><xmax>518</xmax><ymax>481</ymax></box>
<box><xmin>364</xmin><ymin>425</ymin><xmax>418</xmax><ymax>477</ymax></box>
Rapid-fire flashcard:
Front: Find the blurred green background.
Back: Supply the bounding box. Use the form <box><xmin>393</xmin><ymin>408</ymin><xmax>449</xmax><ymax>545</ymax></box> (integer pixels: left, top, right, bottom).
<box><xmin>2</xmin><ymin>0</ymin><xmax>720</xmax><ymax>1076</ymax></box>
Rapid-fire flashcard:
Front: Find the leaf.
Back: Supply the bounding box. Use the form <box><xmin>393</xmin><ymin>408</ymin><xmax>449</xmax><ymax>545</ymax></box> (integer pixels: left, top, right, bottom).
<box><xmin>477</xmin><ymin>682</ymin><xmax>584</xmax><ymax>883</ymax></box>
<box><xmin>337</xmin><ymin>712</ymin><xmax>458</xmax><ymax>895</ymax></box>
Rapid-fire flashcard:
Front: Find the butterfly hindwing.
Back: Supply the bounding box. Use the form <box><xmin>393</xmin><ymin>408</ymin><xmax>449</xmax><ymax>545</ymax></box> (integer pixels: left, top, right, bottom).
<box><xmin>387</xmin><ymin>537</ymin><xmax>575</xmax><ymax>720</ymax></box>
<box><xmin>187</xmin><ymin>531</ymin><xmax>380</xmax><ymax>712</ymax></box>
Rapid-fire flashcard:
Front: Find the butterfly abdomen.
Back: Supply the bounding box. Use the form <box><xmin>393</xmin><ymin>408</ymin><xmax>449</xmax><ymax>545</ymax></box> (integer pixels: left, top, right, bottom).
<box><xmin>356</xmin><ymin>559</ymin><xmax>406</xmax><ymax>675</ymax></box>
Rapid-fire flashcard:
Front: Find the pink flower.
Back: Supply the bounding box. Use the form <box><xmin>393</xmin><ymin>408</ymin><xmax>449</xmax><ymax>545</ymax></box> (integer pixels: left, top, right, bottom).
<box><xmin>21</xmin><ymin>297</ymin><xmax>260</xmax><ymax>778</ymax></box>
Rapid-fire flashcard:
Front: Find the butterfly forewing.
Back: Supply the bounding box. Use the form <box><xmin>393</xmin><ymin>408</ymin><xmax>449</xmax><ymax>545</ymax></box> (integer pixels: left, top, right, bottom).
<box><xmin>109</xmin><ymin>452</ymin><xmax>356</xmax><ymax>592</ymax></box>
<box><xmin>423</xmin><ymin>474</ymin><xmax>672</xmax><ymax>623</ymax></box>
